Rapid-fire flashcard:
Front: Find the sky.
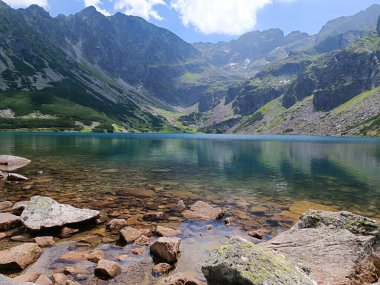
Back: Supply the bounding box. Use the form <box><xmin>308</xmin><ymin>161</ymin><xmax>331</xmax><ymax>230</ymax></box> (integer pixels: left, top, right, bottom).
<box><xmin>3</xmin><ymin>0</ymin><xmax>380</xmax><ymax>43</ymax></box>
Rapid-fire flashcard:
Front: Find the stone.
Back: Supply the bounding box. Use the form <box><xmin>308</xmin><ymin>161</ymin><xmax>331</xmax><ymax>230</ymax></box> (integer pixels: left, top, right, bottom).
<box><xmin>0</xmin><ymin>155</ymin><xmax>31</xmax><ymax>172</ymax></box>
<box><xmin>52</xmin><ymin>273</ymin><xmax>68</xmax><ymax>284</ymax></box>
<box><xmin>182</xmin><ymin>201</ymin><xmax>223</xmax><ymax>221</ymax></box>
<box><xmin>173</xmin><ymin>200</ymin><xmax>186</xmax><ymax>212</ymax></box>
<box><xmin>120</xmin><ymin>226</ymin><xmax>144</xmax><ymax>243</ymax></box>
<box><xmin>7</xmin><ymin>173</ymin><xmax>29</xmax><ymax>182</ymax></box>
<box><xmin>0</xmin><ymin>232</ymin><xmax>7</xmax><ymax>240</ymax></box>
<box><xmin>152</xmin><ymin>263</ymin><xmax>173</xmax><ymax>275</ymax></box>
<box><xmin>264</xmin><ymin>210</ymin><xmax>380</xmax><ymax>285</ymax></box>
<box><xmin>0</xmin><ymin>243</ymin><xmax>43</xmax><ymax>273</ymax></box>
<box><xmin>106</xmin><ymin>219</ymin><xmax>128</xmax><ymax>231</ymax></box>
<box><xmin>22</xmin><ymin>185</ymin><xmax>32</xmax><ymax>191</ymax></box>
<box><xmin>3</xmin><ymin>274</ymin><xmax>36</xmax><ymax>285</ymax></box>
<box><xmin>143</xmin><ymin>211</ymin><xmax>164</xmax><ymax>221</ymax></box>
<box><xmin>134</xmin><ymin>235</ymin><xmax>150</xmax><ymax>246</ymax></box>
<box><xmin>132</xmin><ymin>248</ymin><xmax>145</xmax><ymax>255</ymax></box>
<box><xmin>0</xmin><ymin>201</ymin><xmax>12</xmax><ymax>211</ymax></box>
<box><xmin>231</xmin><ymin>209</ymin><xmax>249</xmax><ymax>219</ymax></box>
<box><xmin>21</xmin><ymin>196</ymin><xmax>100</xmax><ymax>231</ymax></box>
<box><xmin>94</xmin><ymin>259</ymin><xmax>121</xmax><ymax>280</ymax></box>
<box><xmin>35</xmin><ymin>275</ymin><xmax>52</xmax><ymax>285</ymax></box>
<box><xmin>155</xmin><ymin>226</ymin><xmax>181</xmax><ymax>237</ymax></box>
<box><xmin>205</xmin><ymin>225</ymin><xmax>213</xmax><ymax>230</ymax></box>
<box><xmin>150</xmin><ymin>237</ymin><xmax>181</xmax><ymax>264</ymax></box>
<box><xmin>202</xmin><ymin>237</ymin><xmax>315</xmax><ymax>285</ymax></box>
<box><xmin>58</xmin><ymin>250</ymin><xmax>105</xmax><ymax>263</ymax></box>
<box><xmin>0</xmin><ymin>213</ymin><xmax>21</xmax><ymax>231</ymax></box>
<box><xmin>247</xmin><ymin>229</ymin><xmax>268</xmax><ymax>240</ymax></box>
<box><xmin>117</xmin><ymin>255</ymin><xmax>129</xmax><ymax>261</ymax></box>
<box><xmin>34</xmin><ymin>236</ymin><xmax>55</xmax><ymax>247</ymax></box>
<box><xmin>11</xmin><ymin>235</ymin><xmax>32</xmax><ymax>242</ymax></box>
<box><xmin>59</xmin><ymin>227</ymin><xmax>79</xmax><ymax>238</ymax></box>
<box><xmin>13</xmin><ymin>272</ymin><xmax>41</xmax><ymax>282</ymax></box>
<box><xmin>11</xmin><ymin>201</ymin><xmax>29</xmax><ymax>216</ymax></box>
<box><xmin>157</xmin><ymin>272</ymin><xmax>206</xmax><ymax>285</ymax></box>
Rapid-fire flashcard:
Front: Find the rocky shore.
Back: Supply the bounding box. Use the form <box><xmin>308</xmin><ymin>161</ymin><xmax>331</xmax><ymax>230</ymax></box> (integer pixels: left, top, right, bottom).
<box><xmin>0</xmin><ymin>156</ymin><xmax>379</xmax><ymax>284</ymax></box>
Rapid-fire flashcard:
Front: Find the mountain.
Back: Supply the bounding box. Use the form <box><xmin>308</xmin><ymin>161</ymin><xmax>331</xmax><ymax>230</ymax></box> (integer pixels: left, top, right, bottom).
<box><xmin>0</xmin><ymin>1</ymin><xmax>380</xmax><ymax>136</ymax></box>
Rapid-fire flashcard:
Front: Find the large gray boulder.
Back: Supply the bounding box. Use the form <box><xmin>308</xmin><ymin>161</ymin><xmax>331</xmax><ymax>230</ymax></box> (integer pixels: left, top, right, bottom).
<box><xmin>21</xmin><ymin>196</ymin><xmax>100</xmax><ymax>231</ymax></box>
<box><xmin>202</xmin><ymin>237</ymin><xmax>315</xmax><ymax>285</ymax></box>
<box><xmin>264</xmin><ymin>210</ymin><xmax>380</xmax><ymax>285</ymax></box>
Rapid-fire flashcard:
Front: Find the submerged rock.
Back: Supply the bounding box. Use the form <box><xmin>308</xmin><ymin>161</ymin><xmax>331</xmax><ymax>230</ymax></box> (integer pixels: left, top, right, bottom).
<box><xmin>1</xmin><ymin>274</ymin><xmax>36</xmax><ymax>284</ymax></box>
<box><xmin>0</xmin><ymin>201</ymin><xmax>12</xmax><ymax>211</ymax></box>
<box><xmin>150</xmin><ymin>237</ymin><xmax>181</xmax><ymax>264</ymax></box>
<box><xmin>157</xmin><ymin>272</ymin><xmax>206</xmax><ymax>285</ymax></box>
<box><xmin>152</xmin><ymin>263</ymin><xmax>174</xmax><ymax>275</ymax></box>
<box><xmin>120</xmin><ymin>226</ymin><xmax>144</xmax><ymax>243</ymax></box>
<box><xmin>0</xmin><ymin>243</ymin><xmax>43</xmax><ymax>273</ymax></box>
<box><xmin>264</xmin><ymin>210</ymin><xmax>380</xmax><ymax>285</ymax></box>
<box><xmin>58</xmin><ymin>250</ymin><xmax>104</xmax><ymax>263</ymax></box>
<box><xmin>21</xmin><ymin>196</ymin><xmax>100</xmax><ymax>231</ymax></box>
<box><xmin>94</xmin><ymin>259</ymin><xmax>121</xmax><ymax>280</ymax></box>
<box><xmin>202</xmin><ymin>237</ymin><xmax>315</xmax><ymax>285</ymax></box>
<box><xmin>0</xmin><ymin>213</ymin><xmax>21</xmax><ymax>231</ymax></box>
<box><xmin>106</xmin><ymin>219</ymin><xmax>128</xmax><ymax>232</ymax></box>
<box><xmin>182</xmin><ymin>201</ymin><xmax>223</xmax><ymax>221</ymax></box>
<box><xmin>155</xmin><ymin>226</ymin><xmax>181</xmax><ymax>237</ymax></box>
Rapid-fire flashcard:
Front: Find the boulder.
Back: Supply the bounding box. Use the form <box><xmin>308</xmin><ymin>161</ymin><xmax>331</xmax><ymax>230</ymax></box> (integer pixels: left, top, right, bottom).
<box><xmin>202</xmin><ymin>237</ymin><xmax>315</xmax><ymax>285</ymax></box>
<box><xmin>0</xmin><ymin>201</ymin><xmax>12</xmax><ymax>211</ymax></box>
<box><xmin>155</xmin><ymin>226</ymin><xmax>181</xmax><ymax>237</ymax></box>
<box><xmin>34</xmin><ymin>236</ymin><xmax>55</xmax><ymax>247</ymax></box>
<box><xmin>58</xmin><ymin>250</ymin><xmax>104</xmax><ymax>263</ymax></box>
<box><xmin>1</xmin><ymin>274</ymin><xmax>36</xmax><ymax>285</ymax></box>
<box><xmin>120</xmin><ymin>226</ymin><xmax>144</xmax><ymax>243</ymax></box>
<box><xmin>157</xmin><ymin>272</ymin><xmax>206</xmax><ymax>285</ymax></box>
<box><xmin>0</xmin><ymin>243</ymin><xmax>43</xmax><ymax>273</ymax></box>
<box><xmin>94</xmin><ymin>259</ymin><xmax>121</xmax><ymax>280</ymax></box>
<box><xmin>106</xmin><ymin>219</ymin><xmax>128</xmax><ymax>231</ymax></box>
<box><xmin>182</xmin><ymin>201</ymin><xmax>223</xmax><ymax>221</ymax></box>
<box><xmin>0</xmin><ymin>213</ymin><xmax>21</xmax><ymax>231</ymax></box>
<box><xmin>264</xmin><ymin>210</ymin><xmax>380</xmax><ymax>285</ymax></box>
<box><xmin>21</xmin><ymin>196</ymin><xmax>100</xmax><ymax>231</ymax></box>
<box><xmin>11</xmin><ymin>201</ymin><xmax>29</xmax><ymax>216</ymax></box>
<box><xmin>150</xmin><ymin>237</ymin><xmax>181</xmax><ymax>264</ymax></box>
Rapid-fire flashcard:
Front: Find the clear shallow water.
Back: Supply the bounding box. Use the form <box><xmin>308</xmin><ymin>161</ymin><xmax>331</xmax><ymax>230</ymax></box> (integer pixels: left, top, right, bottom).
<box><xmin>1</xmin><ymin>133</ymin><xmax>380</xmax><ymax>284</ymax></box>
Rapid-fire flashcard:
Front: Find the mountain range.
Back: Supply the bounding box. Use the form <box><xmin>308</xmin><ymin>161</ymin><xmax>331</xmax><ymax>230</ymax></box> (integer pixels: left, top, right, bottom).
<box><xmin>0</xmin><ymin>1</ymin><xmax>379</xmax><ymax>136</ymax></box>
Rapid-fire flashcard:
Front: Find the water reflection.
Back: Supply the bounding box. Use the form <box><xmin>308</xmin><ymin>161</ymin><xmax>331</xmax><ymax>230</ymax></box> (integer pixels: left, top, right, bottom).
<box><xmin>0</xmin><ymin>133</ymin><xmax>379</xmax><ymax>218</ymax></box>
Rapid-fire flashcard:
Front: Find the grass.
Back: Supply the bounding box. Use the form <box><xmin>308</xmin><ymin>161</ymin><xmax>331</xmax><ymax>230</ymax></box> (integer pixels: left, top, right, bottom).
<box><xmin>332</xmin><ymin>87</ymin><xmax>380</xmax><ymax>114</ymax></box>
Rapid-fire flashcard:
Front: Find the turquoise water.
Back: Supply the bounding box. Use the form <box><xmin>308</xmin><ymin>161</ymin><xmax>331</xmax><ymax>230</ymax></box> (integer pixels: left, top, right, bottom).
<box><xmin>0</xmin><ymin>133</ymin><xmax>379</xmax><ymax>225</ymax></box>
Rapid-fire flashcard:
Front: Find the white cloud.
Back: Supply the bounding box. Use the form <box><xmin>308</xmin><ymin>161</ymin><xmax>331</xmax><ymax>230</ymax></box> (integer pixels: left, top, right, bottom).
<box><xmin>2</xmin><ymin>0</ymin><xmax>48</xmax><ymax>8</ymax></box>
<box><xmin>113</xmin><ymin>0</ymin><xmax>166</xmax><ymax>20</ymax></box>
<box><xmin>84</xmin><ymin>0</ymin><xmax>111</xmax><ymax>16</ymax></box>
<box><xmin>171</xmin><ymin>0</ymin><xmax>297</xmax><ymax>35</ymax></box>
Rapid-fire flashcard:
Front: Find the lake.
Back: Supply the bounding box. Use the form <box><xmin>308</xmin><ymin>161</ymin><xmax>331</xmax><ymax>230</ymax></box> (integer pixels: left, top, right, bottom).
<box><xmin>0</xmin><ymin>133</ymin><xmax>379</xmax><ymax>283</ymax></box>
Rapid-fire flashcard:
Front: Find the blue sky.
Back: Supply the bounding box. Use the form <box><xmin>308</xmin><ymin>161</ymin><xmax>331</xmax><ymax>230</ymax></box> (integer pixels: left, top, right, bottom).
<box><xmin>4</xmin><ymin>0</ymin><xmax>380</xmax><ymax>43</ymax></box>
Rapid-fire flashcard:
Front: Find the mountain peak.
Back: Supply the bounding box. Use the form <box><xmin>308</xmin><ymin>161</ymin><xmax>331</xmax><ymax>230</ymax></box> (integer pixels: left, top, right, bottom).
<box><xmin>24</xmin><ymin>4</ymin><xmax>50</xmax><ymax>17</ymax></box>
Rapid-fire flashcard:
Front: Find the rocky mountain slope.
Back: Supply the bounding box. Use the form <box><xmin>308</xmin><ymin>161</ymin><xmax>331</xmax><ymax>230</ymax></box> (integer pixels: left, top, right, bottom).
<box><xmin>0</xmin><ymin>1</ymin><xmax>379</xmax><ymax>136</ymax></box>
